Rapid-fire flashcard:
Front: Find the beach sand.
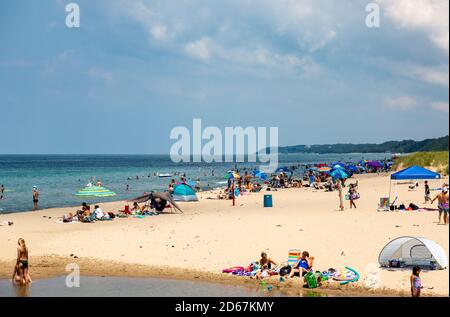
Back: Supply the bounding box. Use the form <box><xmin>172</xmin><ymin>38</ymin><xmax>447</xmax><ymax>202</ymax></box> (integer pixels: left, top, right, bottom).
<box><xmin>1</xmin><ymin>173</ymin><xmax>448</xmax><ymax>296</ymax></box>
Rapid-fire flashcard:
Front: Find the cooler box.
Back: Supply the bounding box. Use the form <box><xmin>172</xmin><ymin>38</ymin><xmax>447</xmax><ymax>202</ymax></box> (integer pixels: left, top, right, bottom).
<box><xmin>263</xmin><ymin>194</ymin><xmax>273</xmax><ymax>207</ymax></box>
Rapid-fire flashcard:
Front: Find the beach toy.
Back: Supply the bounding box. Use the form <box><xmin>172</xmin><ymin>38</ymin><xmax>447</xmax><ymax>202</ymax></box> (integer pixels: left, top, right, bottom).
<box><xmin>261</xmin><ymin>280</ymin><xmax>267</xmax><ymax>287</ymax></box>
<box><xmin>263</xmin><ymin>194</ymin><xmax>273</xmax><ymax>207</ymax></box>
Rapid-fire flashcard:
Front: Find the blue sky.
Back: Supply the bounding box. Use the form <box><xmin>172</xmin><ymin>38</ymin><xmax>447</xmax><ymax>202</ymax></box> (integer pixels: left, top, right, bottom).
<box><xmin>0</xmin><ymin>0</ymin><xmax>448</xmax><ymax>154</ymax></box>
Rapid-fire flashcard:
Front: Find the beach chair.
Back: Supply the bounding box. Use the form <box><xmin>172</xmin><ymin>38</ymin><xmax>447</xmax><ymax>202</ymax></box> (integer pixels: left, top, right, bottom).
<box><xmin>287</xmin><ymin>249</ymin><xmax>301</xmax><ymax>267</ymax></box>
<box><xmin>377</xmin><ymin>197</ymin><xmax>390</xmax><ymax>211</ymax></box>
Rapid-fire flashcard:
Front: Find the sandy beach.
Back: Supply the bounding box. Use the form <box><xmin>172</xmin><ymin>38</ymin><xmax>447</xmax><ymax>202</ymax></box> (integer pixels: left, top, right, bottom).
<box><xmin>1</xmin><ymin>173</ymin><xmax>448</xmax><ymax>296</ymax></box>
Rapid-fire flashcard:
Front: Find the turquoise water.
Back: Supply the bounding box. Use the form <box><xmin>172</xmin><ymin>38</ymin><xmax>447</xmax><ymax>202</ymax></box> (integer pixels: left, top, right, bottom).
<box><xmin>0</xmin><ymin>154</ymin><xmax>391</xmax><ymax>213</ymax></box>
<box><xmin>0</xmin><ymin>276</ymin><xmax>291</xmax><ymax>297</ymax></box>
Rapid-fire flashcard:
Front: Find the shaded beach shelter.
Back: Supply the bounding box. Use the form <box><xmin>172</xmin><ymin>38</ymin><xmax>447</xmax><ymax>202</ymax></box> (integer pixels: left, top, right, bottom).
<box><xmin>389</xmin><ymin>166</ymin><xmax>441</xmax><ymax>201</ymax></box>
<box><xmin>378</xmin><ymin>236</ymin><xmax>448</xmax><ymax>270</ymax></box>
<box><xmin>172</xmin><ymin>183</ymin><xmax>198</xmax><ymax>202</ymax></box>
<box><xmin>275</xmin><ymin>167</ymin><xmax>292</xmax><ymax>173</ymax></box>
<box><xmin>75</xmin><ymin>186</ymin><xmax>116</xmax><ymax>197</ymax></box>
<box><xmin>347</xmin><ymin>165</ymin><xmax>359</xmax><ymax>173</ymax></box>
<box><xmin>252</xmin><ymin>170</ymin><xmax>268</xmax><ymax>180</ymax></box>
<box><xmin>367</xmin><ymin>161</ymin><xmax>383</xmax><ymax>169</ymax></box>
<box><xmin>329</xmin><ymin>168</ymin><xmax>349</xmax><ymax>180</ymax></box>
<box><xmin>318</xmin><ymin>166</ymin><xmax>331</xmax><ymax>172</ymax></box>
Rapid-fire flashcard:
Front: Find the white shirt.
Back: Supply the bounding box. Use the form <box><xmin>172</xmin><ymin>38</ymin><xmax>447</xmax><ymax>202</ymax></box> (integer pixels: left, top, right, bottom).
<box><xmin>94</xmin><ymin>208</ymin><xmax>104</xmax><ymax>219</ymax></box>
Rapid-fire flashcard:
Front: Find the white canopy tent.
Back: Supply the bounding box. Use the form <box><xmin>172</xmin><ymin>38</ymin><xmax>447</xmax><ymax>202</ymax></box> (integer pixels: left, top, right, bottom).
<box><xmin>379</xmin><ymin>236</ymin><xmax>448</xmax><ymax>270</ymax></box>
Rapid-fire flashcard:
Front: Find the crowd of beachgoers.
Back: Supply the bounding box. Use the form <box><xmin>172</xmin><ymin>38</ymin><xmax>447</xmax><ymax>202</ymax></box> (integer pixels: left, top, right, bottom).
<box><xmin>3</xmin><ymin>157</ymin><xmax>449</xmax><ymax>297</ymax></box>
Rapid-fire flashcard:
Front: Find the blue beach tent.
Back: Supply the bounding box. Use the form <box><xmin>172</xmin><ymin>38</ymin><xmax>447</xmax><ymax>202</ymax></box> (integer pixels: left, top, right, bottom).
<box><xmin>172</xmin><ymin>183</ymin><xmax>198</xmax><ymax>202</ymax></box>
<box><xmin>390</xmin><ymin>166</ymin><xmax>441</xmax><ymax>180</ymax></box>
<box><xmin>389</xmin><ymin>166</ymin><xmax>441</xmax><ymax>201</ymax></box>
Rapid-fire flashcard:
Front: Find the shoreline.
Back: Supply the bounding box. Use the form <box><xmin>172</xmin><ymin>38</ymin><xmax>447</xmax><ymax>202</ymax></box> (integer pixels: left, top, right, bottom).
<box><xmin>0</xmin><ymin>255</ymin><xmax>421</xmax><ymax>297</ymax></box>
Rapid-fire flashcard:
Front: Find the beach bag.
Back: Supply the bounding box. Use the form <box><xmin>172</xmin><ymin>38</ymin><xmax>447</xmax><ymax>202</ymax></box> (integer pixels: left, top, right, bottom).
<box><xmin>304</xmin><ymin>272</ymin><xmax>318</xmax><ymax>289</ymax></box>
<box><xmin>350</xmin><ymin>193</ymin><xmax>360</xmax><ymax>200</ymax></box>
<box><xmin>279</xmin><ymin>266</ymin><xmax>292</xmax><ymax>277</ymax></box>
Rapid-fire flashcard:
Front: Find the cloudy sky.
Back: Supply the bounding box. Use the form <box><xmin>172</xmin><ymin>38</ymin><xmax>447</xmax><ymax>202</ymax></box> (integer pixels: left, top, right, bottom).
<box><xmin>0</xmin><ymin>0</ymin><xmax>448</xmax><ymax>154</ymax></box>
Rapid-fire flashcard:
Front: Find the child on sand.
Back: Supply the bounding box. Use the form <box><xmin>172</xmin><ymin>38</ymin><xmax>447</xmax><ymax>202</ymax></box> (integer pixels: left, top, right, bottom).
<box><xmin>255</xmin><ymin>251</ymin><xmax>277</xmax><ymax>279</ymax></box>
<box><xmin>410</xmin><ymin>266</ymin><xmax>422</xmax><ymax>297</ymax></box>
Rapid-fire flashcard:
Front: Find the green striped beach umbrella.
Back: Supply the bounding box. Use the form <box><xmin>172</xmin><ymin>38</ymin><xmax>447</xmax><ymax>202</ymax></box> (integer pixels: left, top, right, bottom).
<box><xmin>75</xmin><ymin>186</ymin><xmax>116</xmax><ymax>197</ymax></box>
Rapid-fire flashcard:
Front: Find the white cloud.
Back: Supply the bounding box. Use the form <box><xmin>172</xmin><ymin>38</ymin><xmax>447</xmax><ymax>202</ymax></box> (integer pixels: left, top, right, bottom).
<box><xmin>431</xmin><ymin>101</ymin><xmax>449</xmax><ymax>113</ymax></box>
<box><xmin>385</xmin><ymin>96</ymin><xmax>418</xmax><ymax>110</ymax></box>
<box><xmin>377</xmin><ymin>0</ymin><xmax>449</xmax><ymax>51</ymax></box>
<box><xmin>401</xmin><ymin>64</ymin><xmax>449</xmax><ymax>87</ymax></box>
<box><xmin>184</xmin><ymin>37</ymin><xmax>213</xmax><ymax>61</ymax></box>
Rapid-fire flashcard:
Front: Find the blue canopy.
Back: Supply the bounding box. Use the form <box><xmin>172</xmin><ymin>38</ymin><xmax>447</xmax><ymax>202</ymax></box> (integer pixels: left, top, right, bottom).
<box><xmin>329</xmin><ymin>168</ymin><xmax>349</xmax><ymax>180</ymax></box>
<box><xmin>275</xmin><ymin>166</ymin><xmax>291</xmax><ymax>173</ymax></box>
<box><xmin>172</xmin><ymin>183</ymin><xmax>198</xmax><ymax>202</ymax></box>
<box><xmin>390</xmin><ymin>166</ymin><xmax>441</xmax><ymax>180</ymax></box>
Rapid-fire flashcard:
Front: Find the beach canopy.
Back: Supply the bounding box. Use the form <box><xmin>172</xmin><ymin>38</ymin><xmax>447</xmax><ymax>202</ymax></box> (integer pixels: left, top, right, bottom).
<box><xmin>253</xmin><ymin>170</ymin><xmax>268</xmax><ymax>180</ymax></box>
<box><xmin>390</xmin><ymin>166</ymin><xmax>441</xmax><ymax>180</ymax></box>
<box><xmin>172</xmin><ymin>183</ymin><xmax>198</xmax><ymax>202</ymax></box>
<box><xmin>318</xmin><ymin>166</ymin><xmax>331</xmax><ymax>172</ymax></box>
<box><xmin>329</xmin><ymin>168</ymin><xmax>349</xmax><ymax>180</ymax></box>
<box><xmin>367</xmin><ymin>161</ymin><xmax>383</xmax><ymax>168</ymax></box>
<box><xmin>275</xmin><ymin>166</ymin><xmax>292</xmax><ymax>173</ymax></box>
<box><xmin>378</xmin><ymin>236</ymin><xmax>448</xmax><ymax>270</ymax></box>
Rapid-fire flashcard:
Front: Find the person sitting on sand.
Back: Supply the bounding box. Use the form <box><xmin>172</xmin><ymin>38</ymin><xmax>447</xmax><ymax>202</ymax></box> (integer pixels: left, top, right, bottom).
<box><xmin>289</xmin><ymin>251</ymin><xmax>314</xmax><ymax>279</ymax></box>
<box><xmin>16</xmin><ymin>238</ymin><xmax>32</xmax><ymax>285</ymax></box>
<box><xmin>63</xmin><ymin>212</ymin><xmax>74</xmax><ymax>223</ymax></box>
<box><xmin>130</xmin><ymin>202</ymin><xmax>142</xmax><ymax>214</ymax></box>
<box><xmin>93</xmin><ymin>205</ymin><xmax>105</xmax><ymax>220</ymax></box>
<box><xmin>410</xmin><ymin>266</ymin><xmax>422</xmax><ymax>297</ymax></box>
<box><xmin>255</xmin><ymin>251</ymin><xmax>277</xmax><ymax>279</ymax></box>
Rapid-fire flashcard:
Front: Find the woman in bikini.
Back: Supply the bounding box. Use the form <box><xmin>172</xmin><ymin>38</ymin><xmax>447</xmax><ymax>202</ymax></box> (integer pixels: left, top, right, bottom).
<box><xmin>16</xmin><ymin>238</ymin><xmax>32</xmax><ymax>285</ymax></box>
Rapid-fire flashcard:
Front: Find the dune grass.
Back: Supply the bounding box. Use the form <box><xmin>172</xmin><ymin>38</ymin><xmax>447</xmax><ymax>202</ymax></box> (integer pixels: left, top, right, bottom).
<box><xmin>393</xmin><ymin>151</ymin><xmax>449</xmax><ymax>175</ymax></box>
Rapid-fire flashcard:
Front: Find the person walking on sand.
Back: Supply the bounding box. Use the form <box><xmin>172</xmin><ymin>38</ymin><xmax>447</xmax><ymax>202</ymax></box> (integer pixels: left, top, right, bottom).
<box><xmin>32</xmin><ymin>186</ymin><xmax>39</xmax><ymax>210</ymax></box>
<box><xmin>431</xmin><ymin>187</ymin><xmax>449</xmax><ymax>225</ymax></box>
<box><xmin>410</xmin><ymin>266</ymin><xmax>422</xmax><ymax>297</ymax></box>
<box><xmin>424</xmin><ymin>181</ymin><xmax>431</xmax><ymax>204</ymax></box>
<box><xmin>15</xmin><ymin>238</ymin><xmax>32</xmax><ymax>285</ymax></box>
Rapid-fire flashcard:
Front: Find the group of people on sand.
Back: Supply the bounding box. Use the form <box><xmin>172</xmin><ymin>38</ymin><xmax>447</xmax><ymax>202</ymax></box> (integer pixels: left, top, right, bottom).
<box><xmin>254</xmin><ymin>251</ymin><xmax>314</xmax><ymax>283</ymax></box>
<box><xmin>62</xmin><ymin>203</ymin><xmax>116</xmax><ymax>223</ymax></box>
<box><xmin>12</xmin><ymin>238</ymin><xmax>32</xmax><ymax>286</ymax></box>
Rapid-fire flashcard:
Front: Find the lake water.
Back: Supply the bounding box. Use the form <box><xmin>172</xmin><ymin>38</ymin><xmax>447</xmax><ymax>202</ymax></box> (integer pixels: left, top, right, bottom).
<box><xmin>0</xmin><ymin>276</ymin><xmax>302</xmax><ymax>297</ymax></box>
<box><xmin>0</xmin><ymin>153</ymin><xmax>391</xmax><ymax>213</ymax></box>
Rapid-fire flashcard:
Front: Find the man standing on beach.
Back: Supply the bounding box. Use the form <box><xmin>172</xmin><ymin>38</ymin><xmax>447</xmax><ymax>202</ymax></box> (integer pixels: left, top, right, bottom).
<box><xmin>431</xmin><ymin>186</ymin><xmax>449</xmax><ymax>225</ymax></box>
<box><xmin>32</xmin><ymin>186</ymin><xmax>39</xmax><ymax>210</ymax></box>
